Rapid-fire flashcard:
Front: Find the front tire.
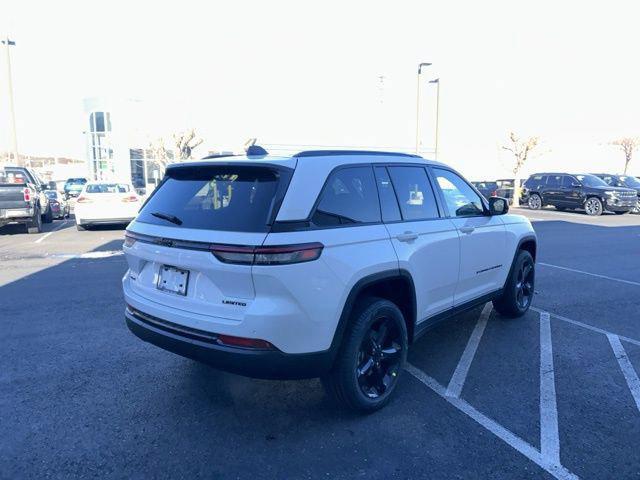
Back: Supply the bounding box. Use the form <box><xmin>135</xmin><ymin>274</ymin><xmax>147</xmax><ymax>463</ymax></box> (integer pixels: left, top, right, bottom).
<box><xmin>584</xmin><ymin>197</ymin><xmax>603</xmax><ymax>216</ymax></box>
<box><xmin>493</xmin><ymin>250</ymin><xmax>535</xmax><ymax>318</ymax></box>
<box><xmin>528</xmin><ymin>194</ymin><xmax>542</xmax><ymax>210</ymax></box>
<box><xmin>42</xmin><ymin>205</ymin><xmax>54</xmax><ymax>223</ymax></box>
<box><xmin>322</xmin><ymin>297</ymin><xmax>408</xmax><ymax>413</ymax></box>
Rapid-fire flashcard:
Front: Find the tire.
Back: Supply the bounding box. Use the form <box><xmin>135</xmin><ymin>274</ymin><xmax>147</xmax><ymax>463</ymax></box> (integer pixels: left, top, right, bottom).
<box><xmin>584</xmin><ymin>197</ymin><xmax>603</xmax><ymax>216</ymax></box>
<box><xmin>42</xmin><ymin>205</ymin><xmax>54</xmax><ymax>223</ymax></box>
<box><xmin>493</xmin><ymin>250</ymin><xmax>535</xmax><ymax>318</ymax></box>
<box><xmin>26</xmin><ymin>207</ymin><xmax>43</xmax><ymax>234</ymax></box>
<box><xmin>322</xmin><ymin>297</ymin><xmax>408</xmax><ymax>413</ymax></box>
<box><xmin>528</xmin><ymin>193</ymin><xmax>542</xmax><ymax>210</ymax></box>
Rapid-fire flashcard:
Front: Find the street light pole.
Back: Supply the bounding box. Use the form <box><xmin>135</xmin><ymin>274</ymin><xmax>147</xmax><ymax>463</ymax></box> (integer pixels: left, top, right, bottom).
<box><xmin>415</xmin><ymin>62</ymin><xmax>431</xmax><ymax>154</ymax></box>
<box><xmin>429</xmin><ymin>78</ymin><xmax>440</xmax><ymax>160</ymax></box>
<box><xmin>2</xmin><ymin>37</ymin><xmax>19</xmax><ymax>166</ymax></box>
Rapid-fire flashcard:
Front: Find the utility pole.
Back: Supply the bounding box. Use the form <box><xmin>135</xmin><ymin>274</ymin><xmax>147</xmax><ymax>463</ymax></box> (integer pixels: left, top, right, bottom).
<box><xmin>415</xmin><ymin>62</ymin><xmax>431</xmax><ymax>154</ymax></box>
<box><xmin>429</xmin><ymin>78</ymin><xmax>440</xmax><ymax>160</ymax></box>
<box><xmin>2</xmin><ymin>37</ymin><xmax>19</xmax><ymax>166</ymax></box>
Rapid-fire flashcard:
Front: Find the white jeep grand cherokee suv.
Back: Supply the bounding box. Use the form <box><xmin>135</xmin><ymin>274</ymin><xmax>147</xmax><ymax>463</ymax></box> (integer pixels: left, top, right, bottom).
<box><xmin>123</xmin><ymin>149</ymin><xmax>536</xmax><ymax>412</ymax></box>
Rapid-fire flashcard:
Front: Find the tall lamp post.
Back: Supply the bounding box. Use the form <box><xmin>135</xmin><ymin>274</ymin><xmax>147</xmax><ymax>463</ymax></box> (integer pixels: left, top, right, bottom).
<box><xmin>415</xmin><ymin>62</ymin><xmax>431</xmax><ymax>154</ymax></box>
<box><xmin>429</xmin><ymin>78</ymin><xmax>440</xmax><ymax>159</ymax></box>
<box><xmin>2</xmin><ymin>37</ymin><xmax>19</xmax><ymax>166</ymax></box>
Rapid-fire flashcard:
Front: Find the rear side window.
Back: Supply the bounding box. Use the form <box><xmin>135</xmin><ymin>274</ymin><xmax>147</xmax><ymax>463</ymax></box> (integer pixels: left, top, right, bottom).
<box><xmin>137</xmin><ymin>166</ymin><xmax>282</xmax><ymax>232</ymax></box>
<box><xmin>312</xmin><ymin>166</ymin><xmax>380</xmax><ymax>226</ymax></box>
<box><xmin>546</xmin><ymin>175</ymin><xmax>562</xmax><ymax>187</ymax></box>
<box><xmin>387</xmin><ymin>166</ymin><xmax>439</xmax><ymax>220</ymax></box>
<box><xmin>374</xmin><ymin>167</ymin><xmax>401</xmax><ymax>222</ymax></box>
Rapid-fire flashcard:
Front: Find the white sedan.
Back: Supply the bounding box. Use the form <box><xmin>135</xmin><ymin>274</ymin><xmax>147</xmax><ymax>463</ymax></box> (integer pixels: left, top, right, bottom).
<box><xmin>74</xmin><ymin>182</ymin><xmax>141</xmax><ymax>231</ymax></box>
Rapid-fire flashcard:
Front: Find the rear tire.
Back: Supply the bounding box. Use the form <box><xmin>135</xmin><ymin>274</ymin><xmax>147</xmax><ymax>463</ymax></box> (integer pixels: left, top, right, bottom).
<box><xmin>528</xmin><ymin>194</ymin><xmax>542</xmax><ymax>210</ymax></box>
<box><xmin>493</xmin><ymin>250</ymin><xmax>535</xmax><ymax>318</ymax></box>
<box><xmin>322</xmin><ymin>297</ymin><xmax>408</xmax><ymax>413</ymax></box>
<box><xmin>26</xmin><ymin>207</ymin><xmax>43</xmax><ymax>234</ymax></box>
<box><xmin>42</xmin><ymin>205</ymin><xmax>54</xmax><ymax>223</ymax></box>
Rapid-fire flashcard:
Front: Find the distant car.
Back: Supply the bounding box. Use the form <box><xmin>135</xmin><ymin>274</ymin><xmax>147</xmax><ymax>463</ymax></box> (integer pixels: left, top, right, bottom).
<box><xmin>0</xmin><ymin>166</ymin><xmax>53</xmax><ymax>233</ymax></box>
<box><xmin>522</xmin><ymin>172</ymin><xmax>638</xmax><ymax>216</ymax></box>
<box><xmin>63</xmin><ymin>178</ymin><xmax>87</xmax><ymax>198</ymax></box>
<box><xmin>44</xmin><ymin>190</ymin><xmax>70</xmax><ymax>219</ymax></box>
<box><xmin>592</xmin><ymin>173</ymin><xmax>640</xmax><ymax>214</ymax></box>
<box><xmin>471</xmin><ymin>181</ymin><xmax>498</xmax><ymax>200</ymax></box>
<box><xmin>495</xmin><ymin>179</ymin><xmax>525</xmax><ymax>204</ymax></box>
<box><xmin>74</xmin><ymin>182</ymin><xmax>140</xmax><ymax>230</ymax></box>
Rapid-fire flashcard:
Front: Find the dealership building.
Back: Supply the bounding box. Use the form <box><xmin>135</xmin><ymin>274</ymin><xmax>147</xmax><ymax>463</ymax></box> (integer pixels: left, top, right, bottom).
<box><xmin>83</xmin><ymin>97</ymin><xmax>172</xmax><ymax>190</ymax></box>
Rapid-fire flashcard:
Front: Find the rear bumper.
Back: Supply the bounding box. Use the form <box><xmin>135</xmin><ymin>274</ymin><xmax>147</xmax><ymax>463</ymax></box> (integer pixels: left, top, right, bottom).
<box><xmin>125</xmin><ymin>307</ymin><xmax>333</xmax><ymax>380</ymax></box>
<box><xmin>78</xmin><ymin>217</ymin><xmax>134</xmax><ymax>225</ymax></box>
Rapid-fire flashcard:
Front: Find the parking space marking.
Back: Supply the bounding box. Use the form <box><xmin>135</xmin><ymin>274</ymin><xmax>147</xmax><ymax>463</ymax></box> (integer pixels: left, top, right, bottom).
<box><xmin>538</xmin><ymin>262</ymin><xmax>640</xmax><ymax>287</ymax></box>
<box><xmin>607</xmin><ymin>334</ymin><xmax>640</xmax><ymax>413</ymax></box>
<box><xmin>34</xmin><ymin>220</ymin><xmax>69</xmax><ymax>244</ymax></box>
<box><xmin>539</xmin><ymin>311</ymin><xmax>561</xmax><ymax>464</ymax></box>
<box><xmin>446</xmin><ymin>302</ymin><xmax>492</xmax><ymax>398</ymax></box>
<box><xmin>531</xmin><ymin>307</ymin><xmax>640</xmax><ymax>348</ymax></box>
<box><xmin>405</xmin><ymin>363</ymin><xmax>579</xmax><ymax>480</ymax></box>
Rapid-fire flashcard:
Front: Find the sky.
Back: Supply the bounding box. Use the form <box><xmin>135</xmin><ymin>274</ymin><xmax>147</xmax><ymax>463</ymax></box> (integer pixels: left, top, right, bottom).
<box><xmin>2</xmin><ymin>0</ymin><xmax>640</xmax><ymax>179</ymax></box>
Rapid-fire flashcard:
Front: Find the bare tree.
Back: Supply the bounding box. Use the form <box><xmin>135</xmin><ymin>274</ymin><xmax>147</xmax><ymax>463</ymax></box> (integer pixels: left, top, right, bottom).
<box><xmin>173</xmin><ymin>129</ymin><xmax>204</xmax><ymax>161</ymax></box>
<box><xmin>610</xmin><ymin>137</ymin><xmax>639</xmax><ymax>174</ymax></box>
<box><xmin>148</xmin><ymin>138</ymin><xmax>173</xmax><ymax>171</ymax></box>
<box><xmin>502</xmin><ymin>132</ymin><xmax>540</xmax><ymax>207</ymax></box>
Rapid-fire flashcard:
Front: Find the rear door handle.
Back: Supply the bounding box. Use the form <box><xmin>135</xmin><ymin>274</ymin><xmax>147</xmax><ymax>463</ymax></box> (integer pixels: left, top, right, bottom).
<box><xmin>397</xmin><ymin>231</ymin><xmax>418</xmax><ymax>242</ymax></box>
<box><xmin>459</xmin><ymin>226</ymin><xmax>475</xmax><ymax>234</ymax></box>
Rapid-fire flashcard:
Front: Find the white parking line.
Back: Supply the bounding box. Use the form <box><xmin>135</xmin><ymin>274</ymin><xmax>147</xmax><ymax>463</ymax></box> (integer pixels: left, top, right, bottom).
<box><xmin>405</xmin><ymin>363</ymin><xmax>579</xmax><ymax>480</ymax></box>
<box><xmin>607</xmin><ymin>334</ymin><xmax>640</xmax><ymax>413</ymax></box>
<box><xmin>34</xmin><ymin>220</ymin><xmax>68</xmax><ymax>244</ymax></box>
<box><xmin>538</xmin><ymin>262</ymin><xmax>640</xmax><ymax>287</ymax></box>
<box><xmin>531</xmin><ymin>307</ymin><xmax>640</xmax><ymax>348</ymax></box>
<box><xmin>539</xmin><ymin>311</ymin><xmax>561</xmax><ymax>464</ymax></box>
<box><xmin>446</xmin><ymin>302</ymin><xmax>492</xmax><ymax>398</ymax></box>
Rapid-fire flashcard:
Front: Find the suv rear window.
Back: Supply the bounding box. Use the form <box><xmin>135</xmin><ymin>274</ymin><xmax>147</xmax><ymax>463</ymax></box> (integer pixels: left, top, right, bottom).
<box><xmin>87</xmin><ymin>183</ymin><xmax>131</xmax><ymax>193</ymax></box>
<box><xmin>0</xmin><ymin>169</ymin><xmax>27</xmax><ymax>184</ymax></box>
<box><xmin>137</xmin><ymin>166</ymin><xmax>283</xmax><ymax>232</ymax></box>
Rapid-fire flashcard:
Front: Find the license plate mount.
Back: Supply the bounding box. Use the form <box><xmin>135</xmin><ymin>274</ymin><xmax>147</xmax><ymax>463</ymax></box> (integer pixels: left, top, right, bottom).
<box><xmin>157</xmin><ymin>265</ymin><xmax>189</xmax><ymax>296</ymax></box>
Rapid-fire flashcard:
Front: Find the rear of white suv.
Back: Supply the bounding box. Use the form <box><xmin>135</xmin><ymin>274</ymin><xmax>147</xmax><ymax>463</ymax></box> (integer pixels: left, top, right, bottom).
<box><xmin>123</xmin><ymin>151</ymin><xmax>536</xmax><ymax>412</ymax></box>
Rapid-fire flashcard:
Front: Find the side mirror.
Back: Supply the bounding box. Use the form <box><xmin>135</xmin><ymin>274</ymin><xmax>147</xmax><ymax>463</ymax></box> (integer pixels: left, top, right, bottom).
<box><xmin>488</xmin><ymin>196</ymin><xmax>509</xmax><ymax>215</ymax></box>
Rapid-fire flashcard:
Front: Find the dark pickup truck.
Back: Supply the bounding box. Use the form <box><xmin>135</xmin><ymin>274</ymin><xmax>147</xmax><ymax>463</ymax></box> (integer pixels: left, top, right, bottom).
<box><xmin>0</xmin><ymin>166</ymin><xmax>53</xmax><ymax>233</ymax></box>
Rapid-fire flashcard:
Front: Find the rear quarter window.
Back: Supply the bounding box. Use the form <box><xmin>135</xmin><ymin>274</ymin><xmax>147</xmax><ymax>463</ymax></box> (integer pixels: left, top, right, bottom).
<box><xmin>136</xmin><ymin>166</ymin><xmax>284</xmax><ymax>232</ymax></box>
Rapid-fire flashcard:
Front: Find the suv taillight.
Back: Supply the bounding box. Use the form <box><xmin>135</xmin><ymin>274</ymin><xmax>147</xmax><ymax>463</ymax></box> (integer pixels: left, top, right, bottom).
<box><xmin>210</xmin><ymin>243</ymin><xmax>324</xmax><ymax>266</ymax></box>
<box><xmin>23</xmin><ymin>188</ymin><xmax>31</xmax><ymax>202</ymax></box>
<box><xmin>76</xmin><ymin>196</ymin><xmax>92</xmax><ymax>203</ymax></box>
<box><xmin>122</xmin><ymin>195</ymin><xmax>139</xmax><ymax>202</ymax></box>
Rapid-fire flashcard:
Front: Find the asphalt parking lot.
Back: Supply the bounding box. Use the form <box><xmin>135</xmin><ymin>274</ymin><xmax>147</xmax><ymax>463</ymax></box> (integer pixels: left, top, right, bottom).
<box><xmin>2</xmin><ymin>208</ymin><xmax>640</xmax><ymax>479</ymax></box>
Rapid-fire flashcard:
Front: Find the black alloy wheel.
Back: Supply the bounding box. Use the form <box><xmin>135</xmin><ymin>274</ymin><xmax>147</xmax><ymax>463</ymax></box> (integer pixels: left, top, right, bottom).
<box><xmin>356</xmin><ymin>316</ymin><xmax>403</xmax><ymax>399</ymax></box>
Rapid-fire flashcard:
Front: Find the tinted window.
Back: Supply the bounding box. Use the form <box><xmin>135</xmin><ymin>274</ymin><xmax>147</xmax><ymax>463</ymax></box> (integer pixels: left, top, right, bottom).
<box><xmin>45</xmin><ymin>191</ymin><xmax>59</xmax><ymax>199</ymax></box>
<box><xmin>433</xmin><ymin>168</ymin><xmax>484</xmax><ymax>217</ymax></box>
<box><xmin>86</xmin><ymin>183</ymin><xmax>131</xmax><ymax>193</ymax></box>
<box><xmin>575</xmin><ymin>174</ymin><xmax>608</xmax><ymax>187</ymax></box>
<box><xmin>546</xmin><ymin>175</ymin><xmax>562</xmax><ymax>187</ymax></box>
<box><xmin>525</xmin><ymin>175</ymin><xmax>544</xmax><ymax>188</ymax></box>
<box><xmin>138</xmin><ymin>166</ymin><xmax>281</xmax><ymax>232</ymax></box>
<box><xmin>387</xmin><ymin>166</ymin><xmax>439</xmax><ymax>220</ymax></box>
<box><xmin>620</xmin><ymin>175</ymin><xmax>640</xmax><ymax>188</ymax></box>
<box><xmin>312</xmin><ymin>167</ymin><xmax>380</xmax><ymax>226</ymax></box>
<box><xmin>562</xmin><ymin>175</ymin><xmax>578</xmax><ymax>187</ymax></box>
<box><xmin>374</xmin><ymin>167</ymin><xmax>401</xmax><ymax>222</ymax></box>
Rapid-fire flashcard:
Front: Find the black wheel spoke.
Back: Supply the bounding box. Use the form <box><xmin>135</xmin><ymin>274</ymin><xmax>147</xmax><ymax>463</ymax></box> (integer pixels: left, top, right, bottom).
<box><xmin>381</xmin><ymin>345</ymin><xmax>400</xmax><ymax>361</ymax></box>
<box><xmin>357</xmin><ymin>357</ymin><xmax>374</xmax><ymax>376</ymax></box>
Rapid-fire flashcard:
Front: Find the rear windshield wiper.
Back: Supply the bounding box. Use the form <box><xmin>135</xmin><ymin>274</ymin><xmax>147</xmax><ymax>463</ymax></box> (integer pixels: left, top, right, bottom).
<box><xmin>151</xmin><ymin>212</ymin><xmax>183</xmax><ymax>225</ymax></box>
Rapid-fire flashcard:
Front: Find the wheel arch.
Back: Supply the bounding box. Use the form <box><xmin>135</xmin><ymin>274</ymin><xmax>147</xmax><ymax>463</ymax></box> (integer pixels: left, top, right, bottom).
<box><xmin>502</xmin><ymin>235</ymin><xmax>537</xmax><ymax>291</ymax></box>
<box><xmin>328</xmin><ymin>269</ymin><xmax>417</xmax><ymax>366</ymax></box>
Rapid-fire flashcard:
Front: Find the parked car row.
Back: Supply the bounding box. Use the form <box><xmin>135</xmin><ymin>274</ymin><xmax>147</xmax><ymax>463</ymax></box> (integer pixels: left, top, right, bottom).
<box><xmin>473</xmin><ymin>172</ymin><xmax>640</xmax><ymax>216</ymax></box>
<box><xmin>522</xmin><ymin>173</ymin><xmax>639</xmax><ymax>216</ymax></box>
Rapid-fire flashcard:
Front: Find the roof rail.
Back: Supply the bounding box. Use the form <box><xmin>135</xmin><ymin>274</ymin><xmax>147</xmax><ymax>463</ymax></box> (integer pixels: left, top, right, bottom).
<box><xmin>294</xmin><ymin>150</ymin><xmax>422</xmax><ymax>159</ymax></box>
<box><xmin>201</xmin><ymin>153</ymin><xmax>238</xmax><ymax>160</ymax></box>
